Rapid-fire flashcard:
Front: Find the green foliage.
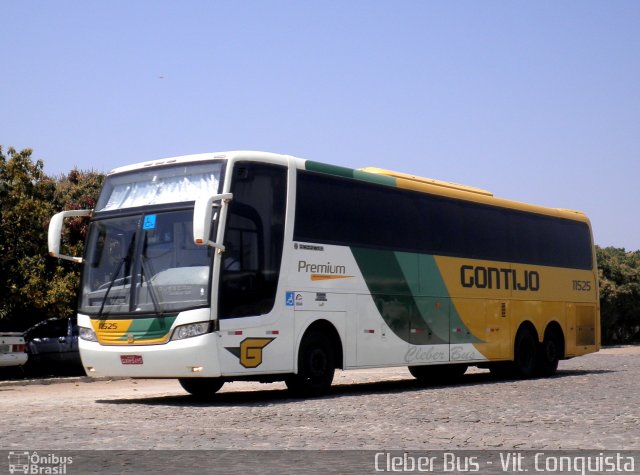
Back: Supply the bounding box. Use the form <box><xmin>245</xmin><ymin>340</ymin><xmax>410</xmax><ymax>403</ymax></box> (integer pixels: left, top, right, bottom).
<box><xmin>52</xmin><ymin>168</ymin><xmax>105</xmax><ymax>292</ymax></box>
<box><xmin>44</xmin><ymin>169</ymin><xmax>105</xmax><ymax>322</ymax></box>
<box><xmin>0</xmin><ymin>147</ymin><xmax>56</xmax><ymax>328</ymax></box>
<box><xmin>0</xmin><ymin>146</ymin><xmax>104</xmax><ymax>331</ymax></box>
<box><xmin>597</xmin><ymin>246</ymin><xmax>640</xmax><ymax>345</ymax></box>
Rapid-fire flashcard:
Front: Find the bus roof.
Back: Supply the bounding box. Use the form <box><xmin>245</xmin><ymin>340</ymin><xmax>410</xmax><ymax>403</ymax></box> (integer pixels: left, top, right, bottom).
<box><xmin>106</xmin><ymin>151</ymin><xmax>294</xmax><ymax>175</ymax></box>
<box><xmin>106</xmin><ymin>151</ymin><xmax>589</xmax><ymax>223</ymax></box>
<box><xmin>359</xmin><ymin>167</ymin><xmax>494</xmax><ymax>197</ymax></box>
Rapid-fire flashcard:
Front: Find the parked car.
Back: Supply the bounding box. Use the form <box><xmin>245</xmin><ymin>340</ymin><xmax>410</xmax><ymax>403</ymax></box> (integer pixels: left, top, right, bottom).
<box><xmin>0</xmin><ymin>332</ymin><xmax>28</xmax><ymax>368</ymax></box>
<box><xmin>23</xmin><ymin>317</ymin><xmax>84</xmax><ymax>376</ymax></box>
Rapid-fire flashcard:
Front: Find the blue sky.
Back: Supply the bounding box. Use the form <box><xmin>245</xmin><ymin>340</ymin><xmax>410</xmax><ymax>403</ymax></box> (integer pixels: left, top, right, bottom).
<box><xmin>2</xmin><ymin>1</ymin><xmax>639</xmax><ymax>250</ymax></box>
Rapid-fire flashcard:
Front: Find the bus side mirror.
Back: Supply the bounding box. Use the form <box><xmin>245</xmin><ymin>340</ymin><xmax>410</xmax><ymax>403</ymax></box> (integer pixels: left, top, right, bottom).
<box><xmin>48</xmin><ymin>209</ymin><xmax>93</xmax><ymax>263</ymax></box>
<box><xmin>193</xmin><ymin>193</ymin><xmax>233</xmax><ymax>250</ymax></box>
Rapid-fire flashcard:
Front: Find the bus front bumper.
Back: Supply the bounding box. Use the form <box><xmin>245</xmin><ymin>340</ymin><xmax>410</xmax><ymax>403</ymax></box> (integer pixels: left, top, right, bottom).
<box><xmin>79</xmin><ymin>332</ymin><xmax>222</xmax><ymax>378</ymax></box>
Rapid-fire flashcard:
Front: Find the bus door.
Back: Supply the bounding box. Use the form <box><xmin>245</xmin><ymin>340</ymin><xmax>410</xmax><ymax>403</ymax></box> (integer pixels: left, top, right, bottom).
<box><xmin>216</xmin><ymin>162</ymin><xmax>288</xmax><ymax>373</ymax></box>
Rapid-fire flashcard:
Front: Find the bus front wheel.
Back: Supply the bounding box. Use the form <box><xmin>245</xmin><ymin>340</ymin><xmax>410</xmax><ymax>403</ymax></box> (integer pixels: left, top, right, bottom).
<box><xmin>179</xmin><ymin>377</ymin><xmax>224</xmax><ymax>398</ymax></box>
<box><xmin>286</xmin><ymin>331</ymin><xmax>335</xmax><ymax>396</ymax></box>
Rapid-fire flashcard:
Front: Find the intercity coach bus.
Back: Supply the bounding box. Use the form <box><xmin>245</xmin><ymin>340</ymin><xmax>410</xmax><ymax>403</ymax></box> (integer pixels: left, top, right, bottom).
<box><xmin>48</xmin><ymin>151</ymin><xmax>600</xmax><ymax>397</ymax></box>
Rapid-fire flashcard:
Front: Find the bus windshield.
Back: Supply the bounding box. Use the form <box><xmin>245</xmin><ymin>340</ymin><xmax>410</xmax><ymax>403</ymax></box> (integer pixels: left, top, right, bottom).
<box><xmin>80</xmin><ymin>208</ymin><xmax>214</xmax><ymax>316</ymax></box>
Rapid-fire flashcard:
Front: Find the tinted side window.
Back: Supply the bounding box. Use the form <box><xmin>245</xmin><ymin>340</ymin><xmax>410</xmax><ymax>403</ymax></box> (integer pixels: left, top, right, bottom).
<box><xmin>461</xmin><ymin>203</ymin><xmax>508</xmax><ymax>262</ymax></box>
<box><xmin>294</xmin><ymin>172</ymin><xmax>423</xmax><ymax>252</ymax></box>
<box><xmin>295</xmin><ymin>170</ymin><xmax>592</xmax><ymax>270</ymax></box>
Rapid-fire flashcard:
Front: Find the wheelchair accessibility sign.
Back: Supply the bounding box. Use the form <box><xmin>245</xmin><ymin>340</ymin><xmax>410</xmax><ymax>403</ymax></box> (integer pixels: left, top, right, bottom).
<box><xmin>285</xmin><ymin>292</ymin><xmax>295</xmax><ymax>307</ymax></box>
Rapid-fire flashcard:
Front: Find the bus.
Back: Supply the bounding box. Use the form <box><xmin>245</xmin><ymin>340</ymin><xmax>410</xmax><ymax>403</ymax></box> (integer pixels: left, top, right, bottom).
<box><xmin>48</xmin><ymin>151</ymin><xmax>600</xmax><ymax>397</ymax></box>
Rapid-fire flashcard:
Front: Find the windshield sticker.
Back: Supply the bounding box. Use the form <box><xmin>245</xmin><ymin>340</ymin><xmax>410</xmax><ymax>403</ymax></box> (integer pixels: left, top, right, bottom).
<box><xmin>143</xmin><ymin>214</ymin><xmax>157</xmax><ymax>230</ymax></box>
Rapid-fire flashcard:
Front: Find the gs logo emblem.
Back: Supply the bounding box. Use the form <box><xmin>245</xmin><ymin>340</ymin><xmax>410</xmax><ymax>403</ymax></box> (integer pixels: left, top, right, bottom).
<box><xmin>225</xmin><ymin>337</ymin><xmax>275</xmax><ymax>368</ymax></box>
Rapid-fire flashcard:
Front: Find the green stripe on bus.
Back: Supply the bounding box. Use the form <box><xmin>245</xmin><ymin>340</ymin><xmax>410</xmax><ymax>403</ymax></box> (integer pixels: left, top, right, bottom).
<box><xmin>351</xmin><ymin>247</ymin><xmax>481</xmax><ymax>345</ymax></box>
<box><xmin>116</xmin><ymin>315</ymin><xmax>178</xmax><ymax>341</ymax></box>
<box><xmin>305</xmin><ymin>160</ymin><xmax>396</xmax><ymax>187</ymax></box>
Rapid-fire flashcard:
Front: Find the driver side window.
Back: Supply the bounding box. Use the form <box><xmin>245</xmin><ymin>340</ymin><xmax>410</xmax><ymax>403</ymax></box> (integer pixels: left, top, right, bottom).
<box><xmin>218</xmin><ymin>162</ymin><xmax>287</xmax><ymax>318</ymax></box>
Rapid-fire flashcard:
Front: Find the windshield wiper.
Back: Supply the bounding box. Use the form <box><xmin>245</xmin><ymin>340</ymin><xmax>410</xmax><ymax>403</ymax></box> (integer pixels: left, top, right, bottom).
<box><xmin>97</xmin><ymin>234</ymin><xmax>136</xmax><ymax>318</ymax></box>
<box><xmin>140</xmin><ymin>256</ymin><xmax>164</xmax><ymax>316</ymax></box>
<box><xmin>139</xmin><ymin>233</ymin><xmax>164</xmax><ymax>316</ymax></box>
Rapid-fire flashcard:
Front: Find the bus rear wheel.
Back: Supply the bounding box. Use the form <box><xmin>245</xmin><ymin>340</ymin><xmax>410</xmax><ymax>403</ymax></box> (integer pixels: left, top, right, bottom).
<box><xmin>536</xmin><ymin>327</ymin><xmax>563</xmax><ymax>376</ymax></box>
<box><xmin>178</xmin><ymin>378</ymin><xmax>224</xmax><ymax>398</ymax></box>
<box><xmin>513</xmin><ymin>326</ymin><xmax>538</xmax><ymax>379</ymax></box>
<box><xmin>286</xmin><ymin>331</ymin><xmax>335</xmax><ymax>396</ymax></box>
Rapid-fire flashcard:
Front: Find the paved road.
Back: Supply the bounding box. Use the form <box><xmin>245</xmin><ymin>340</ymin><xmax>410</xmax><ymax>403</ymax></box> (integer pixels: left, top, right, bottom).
<box><xmin>2</xmin><ymin>348</ymin><xmax>639</xmax><ymax>451</ymax></box>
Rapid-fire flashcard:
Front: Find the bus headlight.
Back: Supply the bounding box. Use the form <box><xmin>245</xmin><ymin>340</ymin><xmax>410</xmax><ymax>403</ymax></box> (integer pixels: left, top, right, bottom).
<box><xmin>171</xmin><ymin>322</ymin><xmax>211</xmax><ymax>341</ymax></box>
<box><xmin>79</xmin><ymin>326</ymin><xmax>98</xmax><ymax>342</ymax></box>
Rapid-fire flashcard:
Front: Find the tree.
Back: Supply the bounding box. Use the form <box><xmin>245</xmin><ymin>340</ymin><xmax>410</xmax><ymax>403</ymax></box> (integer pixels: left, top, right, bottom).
<box><xmin>47</xmin><ymin>168</ymin><xmax>104</xmax><ymax>319</ymax></box>
<box><xmin>0</xmin><ymin>146</ymin><xmax>56</xmax><ymax>330</ymax></box>
<box><xmin>597</xmin><ymin>246</ymin><xmax>640</xmax><ymax>345</ymax></box>
<box><xmin>0</xmin><ymin>146</ymin><xmax>104</xmax><ymax>331</ymax></box>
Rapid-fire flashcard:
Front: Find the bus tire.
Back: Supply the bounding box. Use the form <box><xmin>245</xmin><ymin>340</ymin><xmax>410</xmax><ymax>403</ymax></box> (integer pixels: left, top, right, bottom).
<box><xmin>408</xmin><ymin>364</ymin><xmax>467</xmax><ymax>384</ymax></box>
<box><xmin>178</xmin><ymin>378</ymin><xmax>224</xmax><ymax>398</ymax></box>
<box><xmin>286</xmin><ymin>331</ymin><xmax>335</xmax><ymax>396</ymax></box>
<box><xmin>513</xmin><ymin>325</ymin><xmax>538</xmax><ymax>379</ymax></box>
<box><xmin>536</xmin><ymin>327</ymin><xmax>563</xmax><ymax>376</ymax></box>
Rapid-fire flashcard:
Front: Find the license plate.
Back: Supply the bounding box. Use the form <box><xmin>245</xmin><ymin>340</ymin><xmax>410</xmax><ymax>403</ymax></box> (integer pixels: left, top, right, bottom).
<box><xmin>120</xmin><ymin>355</ymin><xmax>143</xmax><ymax>365</ymax></box>
<box><xmin>0</xmin><ymin>344</ymin><xmax>9</xmax><ymax>354</ymax></box>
